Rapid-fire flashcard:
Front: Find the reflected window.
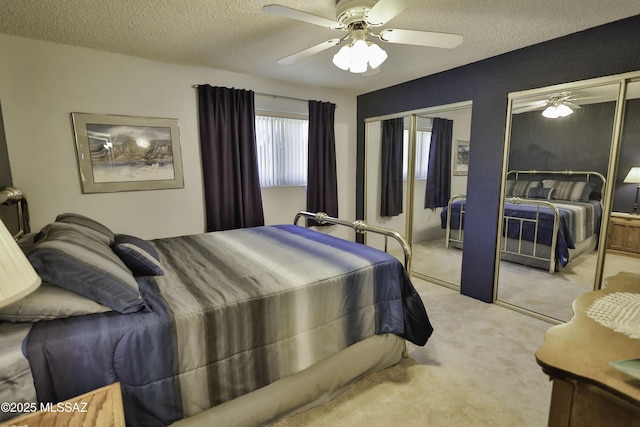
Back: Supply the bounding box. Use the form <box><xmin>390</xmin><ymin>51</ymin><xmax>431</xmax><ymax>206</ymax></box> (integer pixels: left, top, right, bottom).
<box><xmin>403</xmin><ymin>129</ymin><xmax>431</xmax><ymax>179</ymax></box>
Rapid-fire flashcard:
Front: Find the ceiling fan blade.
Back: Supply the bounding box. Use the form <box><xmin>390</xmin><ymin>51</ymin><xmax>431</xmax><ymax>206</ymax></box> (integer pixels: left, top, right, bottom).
<box><xmin>365</xmin><ymin>0</ymin><xmax>409</xmax><ymax>26</ymax></box>
<box><xmin>379</xmin><ymin>28</ymin><xmax>463</xmax><ymax>49</ymax></box>
<box><xmin>513</xmin><ymin>101</ymin><xmax>548</xmax><ymax>114</ymax></box>
<box><xmin>276</xmin><ymin>39</ymin><xmax>342</xmax><ymax>65</ymax></box>
<box><xmin>564</xmin><ymin>101</ymin><xmax>581</xmax><ymax>109</ymax></box>
<box><xmin>263</xmin><ymin>5</ymin><xmax>342</xmax><ymax>29</ymax></box>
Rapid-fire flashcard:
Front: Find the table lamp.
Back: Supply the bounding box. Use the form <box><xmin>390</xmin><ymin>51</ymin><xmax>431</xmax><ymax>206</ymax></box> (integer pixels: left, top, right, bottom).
<box><xmin>0</xmin><ymin>218</ymin><xmax>40</xmax><ymax>308</ymax></box>
<box><xmin>623</xmin><ymin>166</ymin><xmax>640</xmax><ymax>214</ymax></box>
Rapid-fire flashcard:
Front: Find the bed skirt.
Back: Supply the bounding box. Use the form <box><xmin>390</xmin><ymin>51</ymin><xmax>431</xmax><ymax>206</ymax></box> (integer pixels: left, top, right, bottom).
<box><xmin>170</xmin><ymin>333</ymin><xmax>405</xmax><ymax>427</ymax></box>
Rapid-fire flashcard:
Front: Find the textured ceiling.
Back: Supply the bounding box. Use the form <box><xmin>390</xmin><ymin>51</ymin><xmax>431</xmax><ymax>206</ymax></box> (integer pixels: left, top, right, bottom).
<box><xmin>1</xmin><ymin>1</ymin><xmax>639</xmax><ymax>95</ymax></box>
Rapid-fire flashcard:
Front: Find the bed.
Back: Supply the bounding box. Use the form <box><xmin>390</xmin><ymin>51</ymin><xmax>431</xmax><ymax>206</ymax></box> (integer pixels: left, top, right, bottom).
<box><xmin>442</xmin><ymin>170</ymin><xmax>605</xmax><ymax>273</ymax></box>
<box><xmin>0</xmin><ymin>211</ymin><xmax>432</xmax><ymax>427</ymax></box>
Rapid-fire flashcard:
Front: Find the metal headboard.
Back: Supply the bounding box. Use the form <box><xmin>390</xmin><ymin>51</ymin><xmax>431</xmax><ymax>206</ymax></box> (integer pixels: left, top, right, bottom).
<box><xmin>506</xmin><ymin>170</ymin><xmax>607</xmax><ymax>201</ymax></box>
<box><xmin>294</xmin><ymin>211</ymin><xmax>412</xmax><ymax>274</ymax></box>
<box><xmin>0</xmin><ymin>187</ymin><xmax>29</xmax><ymax>239</ymax></box>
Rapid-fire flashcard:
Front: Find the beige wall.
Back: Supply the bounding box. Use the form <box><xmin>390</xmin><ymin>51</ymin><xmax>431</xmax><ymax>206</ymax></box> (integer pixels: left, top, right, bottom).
<box><xmin>0</xmin><ymin>35</ymin><xmax>356</xmax><ymax>239</ymax></box>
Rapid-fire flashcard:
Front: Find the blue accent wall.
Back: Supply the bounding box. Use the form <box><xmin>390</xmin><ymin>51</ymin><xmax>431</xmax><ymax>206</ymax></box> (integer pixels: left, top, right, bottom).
<box><xmin>356</xmin><ymin>15</ymin><xmax>640</xmax><ymax>302</ymax></box>
<box><xmin>615</xmin><ymin>98</ymin><xmax>640</xmax><ymax>213</ymax></box>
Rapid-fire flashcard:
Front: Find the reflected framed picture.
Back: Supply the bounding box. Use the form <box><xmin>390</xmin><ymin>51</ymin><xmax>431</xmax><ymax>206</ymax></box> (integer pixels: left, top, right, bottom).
<box><xmin>72</xmin><ymin>113</ymin><xmax>184</xmax><ymax>193</ymax></box>
<box><xmin>453</xmin><ymin>140</ymin><xmax>470</xmax><ymax>176</ymax></box>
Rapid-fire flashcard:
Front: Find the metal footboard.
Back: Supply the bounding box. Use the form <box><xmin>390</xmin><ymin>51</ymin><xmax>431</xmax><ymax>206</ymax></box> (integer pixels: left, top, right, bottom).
<box><xmin>502</xmin><ymin>197</ymin><xmax>560</xmax><ymax>273</ymax></box>
<box><xmin>443</xmin><ymin>195</ymin><xmax>561</xmax><ymax>273</ymax></box>
<box><xmin>294</xmin><ymin>211</ymin><xmax>412</xmax><ymax>274</ymax></box>
<box><xmin>445</xmin><ymin>194</ymin><xmax>466</xmax><ymax>249</ymax></box>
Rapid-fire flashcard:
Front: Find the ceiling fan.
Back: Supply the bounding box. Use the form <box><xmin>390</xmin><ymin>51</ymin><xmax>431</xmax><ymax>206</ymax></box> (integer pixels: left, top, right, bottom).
<box><xmin>263</xmin><ymin>0</ymin><xmax>464</xmax><ymax>74</ymax></box>
<box><xmin>513</xmin><ymin>92</ymin><xmax>585</xmax><ymax>117</ymax></box>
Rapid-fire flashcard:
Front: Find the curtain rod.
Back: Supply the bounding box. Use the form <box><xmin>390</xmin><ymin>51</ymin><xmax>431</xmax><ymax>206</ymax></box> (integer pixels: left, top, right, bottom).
<box><xmin>192</xmin><ymin>85</ymin><xmax>308</xmax><ymax>103</ymax></box>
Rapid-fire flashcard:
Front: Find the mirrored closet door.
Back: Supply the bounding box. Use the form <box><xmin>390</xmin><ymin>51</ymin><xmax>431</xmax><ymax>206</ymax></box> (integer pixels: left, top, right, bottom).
<box><xmin>364</xmin><ymin>102</ymin><xmax>472</xmax><ymax>289</ymax></box>
<box><xmin>602</xmin><ymin>78</ymin><xmax>640</xmax><ymax>280</ymax></box>
<box><xmin>495</xmin><ymin>72</ymin><xmax>640</xmax><ymax>323</ymax></box>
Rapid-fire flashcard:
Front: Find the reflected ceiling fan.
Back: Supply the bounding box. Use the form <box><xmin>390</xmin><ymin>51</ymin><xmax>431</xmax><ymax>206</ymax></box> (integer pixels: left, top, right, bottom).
<box><xmin>513</xmin><ymin>92</ymin><xmax>585</xmax><ymax>118</ymax></box>
<box><xmin>263</xmin><ymin>0</ymin><xmax>463</xmax><ymax>74</ymax></box>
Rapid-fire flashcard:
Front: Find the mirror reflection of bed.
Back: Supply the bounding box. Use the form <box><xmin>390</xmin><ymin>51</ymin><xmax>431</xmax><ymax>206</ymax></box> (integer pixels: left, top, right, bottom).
<box><xmin>364</xmin><ymin>103</ymin><xmax>471</xmax><ymax>289</ymax></box>
<box><xmin>494</xmin><ymin>77</ymin><xmax>640</xmax><ymax>323</ymax></box>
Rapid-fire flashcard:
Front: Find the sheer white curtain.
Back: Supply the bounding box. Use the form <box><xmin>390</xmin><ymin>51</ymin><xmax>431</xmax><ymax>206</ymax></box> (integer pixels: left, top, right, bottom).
<box><xmin>255</xmin><ymin>115</ymin><xmax>308</xmax><ymax>187</ymax></box>
<box><xmin>402</xmin><ymin>129</ymin><xmax>431</xmax><ymax>180</ymax></box>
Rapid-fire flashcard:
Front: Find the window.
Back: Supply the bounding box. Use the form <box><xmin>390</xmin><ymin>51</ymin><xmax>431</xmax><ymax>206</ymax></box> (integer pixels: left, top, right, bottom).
<box><xmin>402</xmin><ymin>129</ymin><xmax>432</xmax><ymax>180</ymax></box>
<box><xmin>255</xmin><ymin>114</ymin><xmax>308</xmax><ymax>187</ymax></box>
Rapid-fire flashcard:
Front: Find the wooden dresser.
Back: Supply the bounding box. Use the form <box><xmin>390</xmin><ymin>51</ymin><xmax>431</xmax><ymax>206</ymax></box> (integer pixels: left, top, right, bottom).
<box><xmin>535</xmin><ymin>272</ymin><xmax>640</xmax><ymax>427</ymax></box>
<box><xmin>607</xmin><ymin>212</ymin><xmax>640</xmax><ymax>257</ymax></box>
<box><xmin>0</xmin><ymin>382</ymin><xmax>125</xmax><ymax>427</ymax></box>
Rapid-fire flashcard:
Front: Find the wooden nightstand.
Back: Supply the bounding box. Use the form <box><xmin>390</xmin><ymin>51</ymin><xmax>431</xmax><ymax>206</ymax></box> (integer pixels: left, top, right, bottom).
<box><xmin>607</xmin><ymin>212</ymin><xmax>640</xmax><ymax>257</ymax></box>
<box><xmin>1</xmin><ymin>382</ymin><xmax>125</xmax><ymax>427</ymax></box>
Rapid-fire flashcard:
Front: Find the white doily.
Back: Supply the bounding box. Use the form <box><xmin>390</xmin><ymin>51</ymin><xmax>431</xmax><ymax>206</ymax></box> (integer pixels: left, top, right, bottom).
<box><xmin>586</xmin><ymin>292</ymin><xmax>640</xmax><ymax>339</ymax></box>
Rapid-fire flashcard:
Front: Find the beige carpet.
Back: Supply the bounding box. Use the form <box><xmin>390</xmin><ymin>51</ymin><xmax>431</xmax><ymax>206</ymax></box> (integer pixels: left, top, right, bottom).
<box><xmin>410</xmin><ymin>238</ymin><xmax>640</xmax><ymax>322</ymax></box>
<box><xmin>271</xmin><ymin>279</ymin><xmax>552</xmax><ymax>427</ymax></box>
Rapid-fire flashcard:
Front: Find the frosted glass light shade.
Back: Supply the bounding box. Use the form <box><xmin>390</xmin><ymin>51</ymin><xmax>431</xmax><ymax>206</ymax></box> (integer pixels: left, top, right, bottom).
<box><xmin>368</xmin><ymin>43</ymin><xmax>388</xmax><ymax>69</ymax></box>
<box><xmin>0</xmin><ymin>219</ymin><xmax>40</xmax><ymax>308</ymax></box>
<box><xmin>542</xmin><ymin>103</ymin><xmax>573</xmax><ymax>119</ymax></box>
<box><xmin>332</xmin><ymin>40</ymin><xmax>388</xmax><ymax>74</ymax></box>
<box><xmin>555</xmin><ymin>104</ymin><xmax>573</xmax><ymax>117</ymax></box>
<box><xmin>332</xmin><ymin>46</ymin><xmax>351</xmax><ymax>70</ymax></box>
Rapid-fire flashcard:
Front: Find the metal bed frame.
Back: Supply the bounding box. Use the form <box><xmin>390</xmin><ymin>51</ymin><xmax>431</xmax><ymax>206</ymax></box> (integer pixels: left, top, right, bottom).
<box><xmin>0</xmin><ymin>186</ymin><xmax>29</xmax><ymax>239</ymax></box>
<box><xmin>501</xmin><ymin>197</ymin><xmax>561</xmax><ymax>273</ymax></box>
<box><xmin>444</xmin><ymin>194</ymin><xmax>466</xmax><ymax>249</ymax></box>
<box><xmin>444</xmin><ymin>170</ymin><xmax>606</xmax><ymax>274</ymax></box>
<box><xmin>294</xmin><ymin>210</ymin><xmax>412</xmax><ymax>274</ymax></box>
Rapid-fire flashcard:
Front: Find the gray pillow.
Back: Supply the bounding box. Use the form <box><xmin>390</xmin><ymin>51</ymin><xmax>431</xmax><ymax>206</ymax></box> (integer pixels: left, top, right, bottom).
<box><xmin>55</xmin><ymin>212</ymin><xmax>115</xmax><ymax>245</ymax></box>
<box><xmin>28</xmin><ymin>222</ymin><xmax>148</xmax><ymax>314</ymax></box>
<box><xmin>0</xmin><ymin>284</ymin><xmax>111</xmax><ymax>322</ymax></box>
<box><xmin>542</xmin><ymin>180</ymin><xmax>593</xmax><ymax>202</ymax></box>
<box><xmin>527</xmin><ymin>187</ymin><xmax>554</xmax><ymax>200</ymax></box>
<box><xmin>505</xmin><ymin>180</ymin><xmax>541</xmax><ymax>197</ymax></box>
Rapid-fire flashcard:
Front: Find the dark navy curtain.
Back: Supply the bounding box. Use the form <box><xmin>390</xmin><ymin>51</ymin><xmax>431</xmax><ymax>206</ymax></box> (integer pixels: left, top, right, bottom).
<box><xmin>307</xmin><ymin>100</ymin><xmax>338</xmax><ymax>221</ymax></box>
<box><xmin>197</xmin><ymin>85</ymin><xmax>264</xmax><ymax>231</ymax></box>
<box><xmin>424</xmin><ymin>118</ymin><xmax>453</xmax><ymax>209</ymax></box>
<box><xmin>380</xmin><ymin>118</ymin><xmax>404</xmax><ymax>217</ymax></box>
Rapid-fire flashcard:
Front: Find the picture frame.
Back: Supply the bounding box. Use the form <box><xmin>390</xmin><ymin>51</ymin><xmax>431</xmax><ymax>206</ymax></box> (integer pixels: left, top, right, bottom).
<box><xmin>72</xmin><ymin>113</ymin><xmax>184</xmax><ymax>193</ymax></box>
<box><xmin>453</xmin><ymin>140</ymin><xmax>470</xmax><ymax>176</ymax></box>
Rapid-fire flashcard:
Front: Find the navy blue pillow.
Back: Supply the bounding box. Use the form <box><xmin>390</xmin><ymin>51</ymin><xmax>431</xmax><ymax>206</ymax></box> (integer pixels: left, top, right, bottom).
<box><xmin>28</xmin><ymin>223</ymin><xmax>148</xmax><ymax>314</ymax></box>
<box><xmin>113</xmin><ymin>234</ymin><xmax>164</xmax><ymax>277</ymax></box>
<box><xmin>527</xmin><ymin>187</ymin><xmax>554</xmax><ymax>200</ymax></box>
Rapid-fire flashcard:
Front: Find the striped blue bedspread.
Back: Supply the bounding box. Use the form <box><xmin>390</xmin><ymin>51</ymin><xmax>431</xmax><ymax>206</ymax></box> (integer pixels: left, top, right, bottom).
<box><xmin>25</xmin><ymin>225</ymin><xmax>432</xmax><ymax>426</ymax></box>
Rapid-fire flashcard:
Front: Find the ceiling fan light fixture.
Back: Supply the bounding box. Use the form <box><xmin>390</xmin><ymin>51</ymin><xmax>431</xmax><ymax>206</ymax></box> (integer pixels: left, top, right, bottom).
<box><xmin>542</xmin><ymin>105</ymin><xmax>560</xmax><ymax>119</ymax></box>
<box><xmin>555</xmin><ymin>103</ymin><xmax>573</xmax><ymax>117</ymax></box>
<box><xmin>331</xmin><ymin>39</ymin><xmax>388</xmax><ymax>74</ymax></box>
<box><xmin>367</xmin><ymin>42</ymin><xmax>388</xmax><ymax>69</ymax></box>
<box><xmin>542</xmin><ymin>102</ymin><xmax>573</xmax><ymax>119</ymax></box>
<box><xmin>332</xmin><ymin>45</ymin><xmax>352</xmax><ymax>70</ymax></box>
<box><xmin>350</xmin><ymin>59</ymin><xmax>368</xmax><ymax>73</ymax></box>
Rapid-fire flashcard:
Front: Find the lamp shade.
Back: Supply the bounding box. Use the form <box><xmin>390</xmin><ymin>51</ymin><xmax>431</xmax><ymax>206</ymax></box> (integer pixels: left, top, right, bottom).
<box><xmin>0</xmin><ymin>219</ymin><xmax>40</xmax><ymax>308</ymax></box>
<box><xmin>623</xmin><ymin>167</ymin><xmax>640</xmax><ymax>184</ymax></box>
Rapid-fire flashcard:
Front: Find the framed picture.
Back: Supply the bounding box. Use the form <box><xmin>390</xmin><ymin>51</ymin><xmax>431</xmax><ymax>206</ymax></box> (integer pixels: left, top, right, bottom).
<box><xmin>72</xmin><ymin>113</ymin><xmax>184</xmax><ymax>193</ymax></box>
<box><xmin>453</xmin><ymin>140</ymin><xmax>470</xmax><ymax>176</ymax></box>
